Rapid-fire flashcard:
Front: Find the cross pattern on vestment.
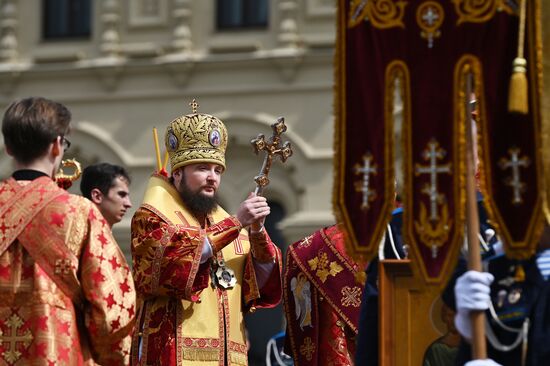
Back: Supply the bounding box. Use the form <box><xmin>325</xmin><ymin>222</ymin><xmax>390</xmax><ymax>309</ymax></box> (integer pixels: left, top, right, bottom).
<box><xmin>415</xmin><ymin>139</ymin><xmax>452</xmax><ymax>221</ymax></box>
<box><xmin>0</xmin><ymin>314</ymin><xmax>33</xmax><ymax>364</ymax></box>
<box><xmin>251</xmin><ymin>117</ymin><xmax>293</xmax><ymax>195</ymax></box>
<box><xmin>300</xmin><ymin>337</ymin><xmax>316</xmax><ymax>361</ymax></box>
<box><xmin>341</xmin><ymin>286</ymin><xmax>362</xmax><ymax>307</ymax></box>
<box><xmin>234</xmin><ymin>233</ymin><xmax>247</xmax><ymax>255</ymax></box>
<box><xmin>354</xmin><ymin>153</ymin><xmax>378</xmax><ymax>210</ymax></box>
<box><xmin>299</xmin><ymin>234</ymin><xmax>313</xmax><ymax>248</ymax></box>
<box><xmin>0</xmin><ymin>221</ymin><xmax>10</xmax><ymax>241</ymax></box>
<box><xmin>54</xmin><ymin>258</ymin><xmax>73</xmax><ymax>275</ymax></box>
<box><xmin>499</xmin><ymin>147</ymin><xmax>530</xmax><ymax>205</ymax></box>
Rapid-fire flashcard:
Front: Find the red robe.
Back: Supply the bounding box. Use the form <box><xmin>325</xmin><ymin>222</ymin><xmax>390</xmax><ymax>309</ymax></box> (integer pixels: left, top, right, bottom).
<box><xmin>0</xmin><ymin>176</ymin><xmax>136</xmax><ymax>365</ymax></box>
<box><xmin>130</xmin><ymin>175</ymin><xmax>282</xmax><ymax>366</ymax></box>
<box><xmin>284</xmin><ymin>225</ymin><xmax>365</xmax><ymax>365</ymax></box>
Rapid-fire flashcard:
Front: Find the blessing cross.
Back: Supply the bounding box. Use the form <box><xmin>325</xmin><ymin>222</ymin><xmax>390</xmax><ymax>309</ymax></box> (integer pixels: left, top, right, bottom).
<box><xmin>415</xmin><ymin>139</ymin><xmax>452</xmax><ymax>221</ymax></box>
<box><xmin>499</xmin><ymin>147</ymin><xmax>530</xmax><ymax>205</ymax></box>
<box><xmin>354</xmin><ymin>153</ymin><xmax>378</xmax><ymax>210</ymax></box>
<box><xmin>251</xmin><ymin>117</ymin><xmax>293</xmax><ymax>196</ymax></box>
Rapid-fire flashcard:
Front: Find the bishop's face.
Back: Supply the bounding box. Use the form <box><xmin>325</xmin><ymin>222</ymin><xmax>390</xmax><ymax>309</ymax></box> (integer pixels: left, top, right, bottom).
<box><xmin>172</xmin><ymin>163</ymin><xmax>223</xmax><ymax>217</ymax></box>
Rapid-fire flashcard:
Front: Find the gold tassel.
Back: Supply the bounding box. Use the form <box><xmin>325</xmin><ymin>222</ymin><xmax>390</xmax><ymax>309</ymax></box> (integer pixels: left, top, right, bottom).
<box><xmin>508</xmin><ymin>57</ymin><xmax>529</xmax><ymax>114</ymax></box>
<box><xmin>508</xmin><ymin>0</ymin><xmax>529</xmax><ymax>114</ymax></box>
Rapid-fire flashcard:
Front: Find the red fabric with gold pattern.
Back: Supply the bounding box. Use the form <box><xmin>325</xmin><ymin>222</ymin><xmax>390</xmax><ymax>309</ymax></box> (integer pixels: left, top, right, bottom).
<box><xmin>284</xmin><ymin>225</ymin><xmax>363</xmax><ymax>365</ymax></box>
<box><xmin>0</xmin><ymin>177</ymin><xmax>135</xmax><ymax>365</ymax></box>
<box><xmin>249</xmin><ymin>230</ymin><xmax>278</xmax><ymax>263</ymax></box>
<box><xmin>131</xmin><ymin>208</ymin><xmax>213</xmax><ymax>300</ymax></box>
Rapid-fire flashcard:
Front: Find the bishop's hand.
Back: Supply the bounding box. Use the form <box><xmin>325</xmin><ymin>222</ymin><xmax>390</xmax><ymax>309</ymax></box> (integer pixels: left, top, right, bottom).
<box><xmin>236</xmin><ymin>192</ymin><xmax>270</xmax><ymax>229</ymax></box>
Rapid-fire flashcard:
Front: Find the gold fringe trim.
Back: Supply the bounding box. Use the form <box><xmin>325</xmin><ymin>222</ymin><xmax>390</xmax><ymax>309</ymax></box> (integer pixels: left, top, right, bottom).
<box><xmin>229</xmin><ymin>351</ymin><xmax>248</xmax><ymax>366</ymax></box>
<box><xmin>182</xmin><ymin>348</ymin><xmax>219</xmax><ymax>361</ymax></box>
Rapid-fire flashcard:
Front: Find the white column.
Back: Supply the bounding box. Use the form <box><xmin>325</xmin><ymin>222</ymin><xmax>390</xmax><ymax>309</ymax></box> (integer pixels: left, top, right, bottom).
<box><xmin>278</xmin><ymin>0</ymin><xmax>300</xmax><ymax>48</ymax></box>
<box><xmin>100</xmin><ymin>0</ymin><xmax>121</xmax><ymax>57</ymax></box>
<box><xmin>172</xmin><ymin>0</ymin><xmax>192</xmax><ymax>53</ymax></box>
<box><xmin>0</xmin><ymin>0</ymin><xmax>18</xmax><ymax>62</ymax></box>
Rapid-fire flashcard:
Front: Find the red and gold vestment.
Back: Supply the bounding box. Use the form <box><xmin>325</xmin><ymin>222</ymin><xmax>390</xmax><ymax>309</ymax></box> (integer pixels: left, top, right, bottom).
<box><xmin>130</xmin><ymin>175</ymin><xmax>282</xmax><ymax>366</ymax></box>
<box><xmin>284</xmin><ymin>225</ymin><xmax>364</xmax><ymax>365</ymax></box>
<box><xmin>0</xmin><ymin>175</ymin><xmax>136</xmax><ymax>365</ymax></box>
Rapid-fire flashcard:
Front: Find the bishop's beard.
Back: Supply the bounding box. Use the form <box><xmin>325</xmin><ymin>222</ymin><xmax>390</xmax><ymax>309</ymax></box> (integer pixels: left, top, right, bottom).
<box><xmin>178</xmin><ymin>179</ymin><xmax>218</xmax><ymax>218</ymax></box>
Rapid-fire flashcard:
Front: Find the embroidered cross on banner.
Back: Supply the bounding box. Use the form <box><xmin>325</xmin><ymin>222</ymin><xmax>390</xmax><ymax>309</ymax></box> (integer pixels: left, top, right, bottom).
<box><xmin>415</xmin><ymin>139</ymin><xmax>452</xmax><ymax>221</ymax></box>
<box><xmin>499</xmin><ymin>147</ymin><xmax>530</xmax><ymax>205</ymax></box>
<box><xmin>354</xmin><ymin>153</ymin><xmax>378</xmax><ymax>210</ymax></box>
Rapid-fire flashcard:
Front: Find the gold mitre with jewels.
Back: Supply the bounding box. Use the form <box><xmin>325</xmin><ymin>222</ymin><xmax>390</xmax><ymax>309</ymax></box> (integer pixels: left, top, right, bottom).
<box><xmin>165</xmin><ymin>99</ymin><xmax>228</xmax><ymax>171</ymax></box>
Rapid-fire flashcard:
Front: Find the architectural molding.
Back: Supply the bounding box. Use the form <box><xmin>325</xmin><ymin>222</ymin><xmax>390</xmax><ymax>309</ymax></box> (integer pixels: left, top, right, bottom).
<box><xmin>216</xmin><ymin>111</ymin><xmax>333</xmax><ymax>160</ymax></box>
<box><xmin>74</xmin><ymin>121</ymin><xmax>154</xmax><ymax>167</ymax></box>
<box><xmin>0</xmin><ymin>63</ymin><xmax>24</xmax><ymax>95</ymax></box>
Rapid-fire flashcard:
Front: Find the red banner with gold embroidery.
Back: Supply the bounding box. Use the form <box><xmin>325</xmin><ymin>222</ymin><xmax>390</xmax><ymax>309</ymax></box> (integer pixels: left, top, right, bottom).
<box><xmin>334</xmin><ymin>0</ymin><xmax>544</xmax><ymax>286</ymax></box>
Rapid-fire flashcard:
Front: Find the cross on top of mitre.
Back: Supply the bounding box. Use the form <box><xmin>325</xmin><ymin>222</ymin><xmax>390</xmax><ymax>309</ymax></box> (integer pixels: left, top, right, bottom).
<box><xmin>189</xmin><ymin>99</ymin><xmax>199</xmax><ymax>114</ymax></box>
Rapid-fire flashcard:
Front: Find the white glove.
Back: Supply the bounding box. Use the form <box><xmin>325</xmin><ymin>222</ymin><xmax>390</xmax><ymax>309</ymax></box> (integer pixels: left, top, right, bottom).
<box><xmin>454</xmin><ymin>270</ymin><xmax>494</xmax><ymax>340</ymax></box>
<box><xmin>465</xmin><ymin>359</ymin><xmax>502</xmax><ymax>366</ymax></box>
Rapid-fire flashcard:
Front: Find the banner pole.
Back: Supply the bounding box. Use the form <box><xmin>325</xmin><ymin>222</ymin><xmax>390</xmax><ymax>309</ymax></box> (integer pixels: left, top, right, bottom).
<box><xmin>465</xmin><ymin>74</ymin><xmax>487</xmax><ymax>360</ymax></box>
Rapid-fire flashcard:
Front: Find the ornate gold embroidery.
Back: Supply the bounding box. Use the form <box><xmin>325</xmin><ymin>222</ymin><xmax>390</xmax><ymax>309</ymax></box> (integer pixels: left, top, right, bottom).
<box><xmin>416</xmin><ymin>1</ymin><xmax>445</xmax><ymax>48</ymax></box>
<box><xmin>299</xmin><ymin>336</ymin><xmax>316</xmax><ymax>361</ymax></box>
<box><xmin>308</xmin><ymin>252</ymin><xmax>343</xmax><ymax>283</ymax></box>
<box><xmin>414</xmin><ymin>139</ymin><xmax>453</xmax><ymax>258</ymax></box>
<box><xmin>341</xmin><ymin>286</ymin><xmax>362</xmax><ymax>307</ymax></box>
<box><xmin>0</xmin><ymin>314</ymin><xmax>33</xmax><ymax>363</ymax></box>
<box><xmin>354</xmin><ymin>153</ymin><xmax>378</xmax><ymax>210</ymax></box>
<box><xmin>348</xmin><ymin>0</ymin><xmax>408</xmax><ymax>29</ymax></box>
<box><xmin>452</xmin><ymin>0</ymin><xmax>515</xmax><ymax>25</ymax></box>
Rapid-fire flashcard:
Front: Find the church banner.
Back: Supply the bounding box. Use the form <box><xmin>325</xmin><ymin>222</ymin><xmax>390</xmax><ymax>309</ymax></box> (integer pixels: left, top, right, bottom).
<box><xmin>333</xmin><ymin>0</ymin><xmax>544</xmax><ymax>286</ymax></box>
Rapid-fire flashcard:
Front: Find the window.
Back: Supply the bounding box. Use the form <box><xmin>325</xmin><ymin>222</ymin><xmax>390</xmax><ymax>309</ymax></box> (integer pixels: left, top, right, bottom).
<box><xmin>217</xmin><ymin>0</ymin><xmax>268</xmax><ymax>30</ymax></box>
<box><xmin>43</xmin><ymin>0</ymin><xmax>91</xmax><ymax>39</ymax></box>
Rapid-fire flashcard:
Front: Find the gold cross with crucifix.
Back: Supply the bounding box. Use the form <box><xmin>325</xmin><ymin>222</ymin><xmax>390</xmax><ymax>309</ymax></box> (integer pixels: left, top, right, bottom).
<box><xmin>250</xmin><ymin>117</ymin><xmax>293</xmax><ymax>195</ymax></box>
<box><xmin>499</xmin><ymin>147</ymin><xmax>530</xmax><ymax>205</ymax></box>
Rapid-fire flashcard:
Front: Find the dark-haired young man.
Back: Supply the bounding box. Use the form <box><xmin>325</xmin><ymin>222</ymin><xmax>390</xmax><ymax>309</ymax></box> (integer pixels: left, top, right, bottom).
<box><xmin>81</xmin><ymin>163</ymin><xmax>133</xmax><ymax>228</ymax></box>
<box><xmin>0</xmin><ymin>97</ymin><xmax>135</xmax><ymax>365</ymax></box>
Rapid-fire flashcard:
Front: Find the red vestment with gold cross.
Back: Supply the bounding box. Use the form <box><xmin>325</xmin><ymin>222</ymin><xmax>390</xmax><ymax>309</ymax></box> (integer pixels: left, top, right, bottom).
<box><xmin>0</xmin><ymin>175</ymin><xmax>136</xmax><ymax>365</ymax></box>
<box><xmin>130</xmin><ymin>175</ymin><xmax>282</xmax><ymax>366</ymax></box>
<box><xmin>284</xmin><ymin>225</ymin><xmax>364</xmax><ymax>365</ymax></box>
